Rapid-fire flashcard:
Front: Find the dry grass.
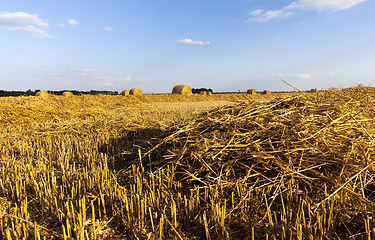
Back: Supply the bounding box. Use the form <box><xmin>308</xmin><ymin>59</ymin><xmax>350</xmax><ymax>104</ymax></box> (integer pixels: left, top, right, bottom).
<box><xmin>0</xmin><ymin>89</ymin><xmax>373</xmax><ymax>239</ymax></box>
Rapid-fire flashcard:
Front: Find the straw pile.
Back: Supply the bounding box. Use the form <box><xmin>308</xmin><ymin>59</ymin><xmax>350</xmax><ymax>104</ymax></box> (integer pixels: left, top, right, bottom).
<box><xmin>62</xmin><ymin>91</ymin><xmax>73</xmax><ymax>97</ymax></box>
<box><xmin>36</xmin><ymin>91</ymin><xmax>49</xmax><ymax>97</ymax></box>
<box><xmin>120</xmin><ymin>89</ymin><xmax>130</xmax><ymax>96</ymax></box>
<box><xmin>262</xmin><ymin>90</ymin><xmax>271</xmax><ymax>94</ymax></box>
<box><xmin>247</xmin><ymin>89</ymin><xmax>256</xmax><ymax>95</ymax></box>
<box><xmin>172</xmin><ymin>85</ymin><xmax>192</xmax><ymax>95</ymax></box>
<box><xmin>133</xmin><ymin>87</ymin><xmax>375</xmax><ymax>239</ymax></box>
<box><xmin>130</xmin><ymin>88</ymin><xmax>142</xmax><ymax>96</ymax></box>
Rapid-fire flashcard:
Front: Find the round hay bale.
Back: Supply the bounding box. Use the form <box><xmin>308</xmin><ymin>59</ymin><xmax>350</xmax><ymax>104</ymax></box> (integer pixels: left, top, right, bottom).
<box><xmin>262</xmin><ymin>90</ymin><xmax>271</xmax><ymax>95</ymax></box>
<box><xmin>63</xmin><ymin>91</ymin><xmax>73</xmax><ymax>97</ymax></box>
<box><xmin>310</xmin><ymin>88</ymin><xmax>318</xmax><ymax>93</ymax></box>
<box><xmin>207</xmin><ymin>91</ymin><xmax>213</xmax><ymax>95</ymax></box>
<box><xmin>120</xmin><ymin>90</ymin><xmax>130</xmax><ymax>96</ymax></box>
<box><xmin>130</xmin><ymin>88</ymin><xmax>142</xmax><ymax>96</ymax></box>
<box><xmin>172</xmin><ymin>85</ymin><xmax>192</xmax><ymax>95</ymax></box>
<box><xmin>36</xmin><ymin>91</ymin><xmax>49</xmax><ymax>97</ymax></box>
<box><xmin>247</xmin><ymin>89</ymin><xmax>256</xmax><ymax>95</ymax></box>
<box><xmin>200</xmin><ymin>91</ymin><xmax>207</xmax><ymax>95</ymax></box>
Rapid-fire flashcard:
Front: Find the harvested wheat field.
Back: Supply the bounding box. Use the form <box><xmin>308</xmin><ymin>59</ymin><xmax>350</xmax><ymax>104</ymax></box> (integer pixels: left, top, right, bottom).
<box><xmin>0</xmin><ymin>88</ymin><xmax>374</xmax><ymax>239</ymax></box>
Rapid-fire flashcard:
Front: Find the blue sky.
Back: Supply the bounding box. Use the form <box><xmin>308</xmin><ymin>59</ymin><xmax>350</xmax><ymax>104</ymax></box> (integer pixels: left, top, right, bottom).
<box><xmin>0</xmin><ymin>0</ymin><xmax>374</xmax><ymax>93</ymax></box>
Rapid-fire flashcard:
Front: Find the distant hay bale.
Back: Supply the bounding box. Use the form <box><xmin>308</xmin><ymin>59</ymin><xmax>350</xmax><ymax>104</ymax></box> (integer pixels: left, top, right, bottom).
<box><xmin>200</xmin><ymin>91</ymin><xmax>207</xmax><ymax>95</ymax></box>
<box><xmin>130</xmin><ymin>88</ymin><xmax>142</xmax><ymax>96</ymax></box>
<box><xmin>120</xmin><ymin>90</ymin><xmax>130</xmax><ymax>96</ymax></box>
<box><xmin>172</xmin><ymin>85</ymin><xmax>192</xmax><ymax>95</ymax></box>
<box><xmin>247</xmin><ymin>89</ymin><xmax>256</xmax><ymax>95</ymax></box>
<box><xmin>36</xmin><ymin>91</ymin><xmax>49</xmax><ymax>97</ymax></box>
<box><xmin>310</xmin><ymin>88</ymin><xmax>318</xmax><ymax>93</ymax></box>
<box><xmin>63</xmin><ymin>91</ymin><xmax>73</xmax><ymax>97</ymax></box>
<box><xmin>262</xmin><ymin>90</ymin><xmax>271</xmax><ymax>95</ymax></box>
<box><xmin>207</xmin><ymin>91</ymin><xmax>213</xmax><ymax>95</ymax></box>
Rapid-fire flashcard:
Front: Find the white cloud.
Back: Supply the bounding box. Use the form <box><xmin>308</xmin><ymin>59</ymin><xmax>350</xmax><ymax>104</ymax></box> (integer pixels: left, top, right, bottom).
<box><xmin>178</xmin><ymin>39</ymin><xmax>210</xmax><ymax>46</ymax></box>
<box><xmin>0</xmin><ymin>12</ymin><xmax>48</xmax><ymax>27</ymax></box>
<box><xmin>59</xmin><ymin>19</ymin><xmax>78</xmax><ymax>27</ymax></box>
<box><xmin>248</xmin><ymin>0</ymin><xmax>368</xmax><ymax>22</ymax></box>
<box><xmin>103</xmin><ymin>27</ymin><xmax>113</xmax><ymax>32</ymax></box>
<box><xmin>68</xmin><ymin>19</ymin><xmax>78</xmax><ymax>27</ymax></box>
<box><xmin>0</xmin><ymin>11</ymin><xmax>55</xmax><ymax>38</ymax></box>
<box><xmin>250</xmin><ymin>9</ymin><xmax>264</xmax><ymax>16</ymax></box>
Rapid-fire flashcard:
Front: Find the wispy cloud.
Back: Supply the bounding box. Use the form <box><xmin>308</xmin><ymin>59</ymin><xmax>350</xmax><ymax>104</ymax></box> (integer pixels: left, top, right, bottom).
<box><xmin>5</xmin><ymin>25</ymin><xmax>56</xmax><ymax>38</ymax></box>
<box><xmin>25</xmin><ymin>68</ymin><xmax>146</xmax><ymax>87</ymax></box>
<box><xmin>286</xmin><ymin>0</ymin><xmax>369</xmax><ymax>13</ymax></box>
<box><xmin>103</xmin><ymin>27</ymin><xmax>113</xmax><ymax>32</ymax></box>
<box><xmin>272</xmin><ymin>73</ymin><xmax>312</xmax><ymax>79</ymax></box>
<box><xmin>250</xmin><ymin>9</ymin><xmax>294</xmax><ymax>22</ymax></box>
<box><xmin>59</xmin><ymin>19</ymin><xmax>78</xmax><ymax>27</ymax></box>
<box><xmin>0</xmin><ymin>11</ymin><xmax>56</xmax><ymax>38</ymax></box>
<box><xmin>250</xmin><ymin>9</ymin><xmax>264</xmax><ymax>16</ymax></box>
<box><xmin>248</xmin><ymin>0</ymin><xmax>368</xmax><ymax>23</ymax></box>
<box><xmin>178</xmin><ymin>39</ymin><xmax>210</xmax><ymax>46</ymax></box>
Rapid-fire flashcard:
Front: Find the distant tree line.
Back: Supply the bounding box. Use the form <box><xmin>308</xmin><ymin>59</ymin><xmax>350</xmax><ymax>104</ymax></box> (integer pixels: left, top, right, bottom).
<box><xmin>192</xmin><ymin>88</ymin><xmax>213</xmax><ymax>94</ymax></box>
<box><xmin>0</xmin><ymin>89</ymin><xmax>37</xmax><ymax>97</ymax></box>
<box><xmin>0</xmin><ymin>89</ymin><xmax>119</xmax><ymax>97</ymax></box>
